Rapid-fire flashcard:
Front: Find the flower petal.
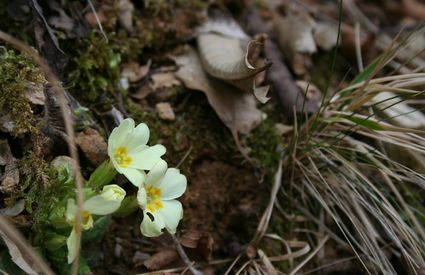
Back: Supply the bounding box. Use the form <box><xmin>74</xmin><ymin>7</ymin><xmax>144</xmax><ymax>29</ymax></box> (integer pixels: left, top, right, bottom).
<box><xmin>65</xmin><ymin>199</ymin><xmax>77</xmax><ymax>224</ymax></box>
<box><xmin>67</xmin><ymin>228</ymin><xmax>78</xmax><ymax>264</ymax></box>
<box><xmin>126</xmin><ymin>123</ymin><xmax>149</xmax><ymax>150</ymax></box>
<box><xmin>108</xmin><ymin>118</ymin><xmax>134</xmax><ymax>155</ymax></box>
<box><xmin>127</xmin><ymin>145</ymin><xmax>166</xmax><ymax>170</ymax></box>
<box><xmin>120</xmin><ymin>167</ymin><xmax>146</xmax><ymax>187</ymax></box>
<box><xmin>158</xmin><ymin>168</ymin><xmax>187</xmax><ymax>200</ymax></box>
<box><xmin>145</xmin><ymin>159</ymin><xmax>168</xmax><ymax>187</ymax></box>
<box><xmin>110</xmin><ymin>157</ymin><xmax>123</xmax><ymax>174</ymax></box>
<box><xmin>157</xmin><ymin>200</ymin><xmax>183</xmax><ymax>234</ymax></box>
<box><xmin>101</xmin><ymin>184</ymin><xmax>126</xmax><ymax>201</ymax></box>
<box><xmin>140</xmin><ymin>211</ymin><xmax>165</xmax><ymax>237</ymax></box>
<box><xmin>84</xmin><ymin>194</ymin><xmax>121</xmax><ymax>215</ymax></box>
<box><xmin>137</xmin><ymin>186</ymin><xmax>147</xmax><ymax>209</ymax></box>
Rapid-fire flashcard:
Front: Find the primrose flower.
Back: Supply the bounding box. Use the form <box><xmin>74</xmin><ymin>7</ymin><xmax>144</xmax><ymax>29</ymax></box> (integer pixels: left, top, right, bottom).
<box><xmin>66</xmin><ymin>184</ymin><xmax>126</xmax><ymax>264</ymax></box>
<box><xmin>137</xmin><ymin>160</ymin><xmax>187</xmax><ymax>237</ymax></box>
<box><xmin>108</xmin><ymin>118</ymin><xmax>166</xmax><ymax>186</ymax></box>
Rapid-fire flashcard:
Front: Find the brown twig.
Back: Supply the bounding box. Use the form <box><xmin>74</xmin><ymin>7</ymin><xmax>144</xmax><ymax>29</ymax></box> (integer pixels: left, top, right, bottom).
<box><xmin>170</xmin><ymin>233</ymin><xmax>203</xmax><ymax>275</ymax></box>
<box><xmin>0</xmin><ymin>31</ymin><xmax>85</xmax><ymax>275</ymax></box>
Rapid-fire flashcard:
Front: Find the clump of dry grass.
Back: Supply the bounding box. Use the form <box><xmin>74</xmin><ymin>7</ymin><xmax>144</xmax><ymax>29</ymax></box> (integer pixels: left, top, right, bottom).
<box><xmin>282</xmin><ymin>35</ymin><xmax>425</xmax><ymax>274</ymax></box>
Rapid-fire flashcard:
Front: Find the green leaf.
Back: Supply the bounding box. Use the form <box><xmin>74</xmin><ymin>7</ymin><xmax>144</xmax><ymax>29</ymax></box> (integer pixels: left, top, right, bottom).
<box><xmin>82</xmin><ymin>216</ymin><xmax>111</xmax><ymax>243</ymax></box>
<box><xmin>345</xmin><ymin>116</ymin><xmax>385</xmax><ymax>131</ymax></box>
<box><xmin>350</xmin><ymin>58</ymin><xmax>380</xmax><ymax>86</ymax></box>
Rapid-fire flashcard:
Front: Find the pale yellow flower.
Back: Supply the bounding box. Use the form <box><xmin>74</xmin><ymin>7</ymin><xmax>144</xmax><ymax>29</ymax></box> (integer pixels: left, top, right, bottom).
<box><xmin>66</xmin><ymin>184</ymin><xmax>125</xmax><ymax>263</ymax></box>
<box><xmin>108</xmin><ymin>118</ymin><xmax>166</xmax><ymax>186</ymax></box>
<box><xmin>137</xmin><ymin>160</ymin><xmax>187</xmax><ymax>237</ymax></box>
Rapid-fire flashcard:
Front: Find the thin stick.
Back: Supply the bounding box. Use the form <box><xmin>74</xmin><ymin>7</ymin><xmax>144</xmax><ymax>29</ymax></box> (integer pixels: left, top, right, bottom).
<box><xmin>0</xmin><ymin>31</ymin><xmax>85</xmax><ymax>275</ymax></box>
<box><xmin>170</xmin><ymin>233</ymin><xmax>203</xmax><ymax>275</ymax></box>
<box><xmin>87</xmin><ymin>0</ymin><xmax>108</xmax><ymax>42</ymax></box>
<box><xmin>0</xmin><ymin>216</ymin><xmax>54</xmax><ymax>275</ymax></box>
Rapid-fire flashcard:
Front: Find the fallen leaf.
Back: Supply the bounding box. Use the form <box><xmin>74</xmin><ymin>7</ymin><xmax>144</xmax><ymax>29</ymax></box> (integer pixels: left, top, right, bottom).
<box><xmin>0</xmin><ymin>200</ymin><xmax>25</xmax><ymax>217</ymax></box>
<box><xmin>274</xmin><ymin>13</ymin><xmax>317</xmax><ymax>56</ymax></box>
<box><xmin>180</xmin><ymin>230</ymin><xmax>214</xmax><ymax>261</ymax></box>
<box><xmin>313</xmin><ymin>22</ymin><xmax>339</xmax><ymax>51</ymax></box>
<box><xmin>122</xmin><ymin>60</ymin><xmax>151</xmax><ymax>83</ymax></box>
<box><xmin>48</xmin><ymin>3</ymin><xmax>75</xmax><ymax>35</ymax></box>
<box><xmin>143</xmin><ymin>249</ymin><xmax>179</xmax><ymax>270</ymax></box>
<box><xmin>172</xmin><ymin>47</ymin><xmax>265</xmax><ymax>135</ymax></box>
<box><xmin>373</xmin><ymin>91</ymin><xmax>425</xmax><ymax>128</ymax></box>
<box><xmin>295</xmin><ymin>80</ymin><xmax>322</xmax><ymax>103</ymax></box>
<box><xmin>195</xmin><ymin>11</ymin><xmax>250</xmax><ymax>40</ymax></box>
<box><xmin>155</xmin><ymin>102</ymin><xmax>175</xmax><ymax>121</ymax></box>
<box><xmin>197</xmin><ymin>33</ymin><xmax>271</xmax><ymax>103</ymax></box>
<box><xmin>340</xmin><ymin>24</ymin><xmax>377</xmax><ymax>63</ymax></box>
<box><xmin>0</xmin><ymin>232</ymin><xmax>38</xmax><ymax>275</ymax></box>
<box><xmin>274</xmin><ymin>123</ymin><xmax>293</xmax><ymax>136</ymax></box>
<box><xmin>402</xmin><ymin>0</ymin><xmax>425</xmax><ymax>20</ymax></box>
<box><xmin>150</xmin><ymin>72</ymin><xmax>181</xmax><ymax>90</ymax></box>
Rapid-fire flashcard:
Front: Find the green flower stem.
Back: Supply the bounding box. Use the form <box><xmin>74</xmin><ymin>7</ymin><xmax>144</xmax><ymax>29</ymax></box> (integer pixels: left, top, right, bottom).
<box><xmin>86</xmin><ymin>159</ymin><xmax>117</xmax><ymax>189</ymax></box>
<box><xmin>113</xmin><ymin>195</ymin><xmax>139</xmax><ymax>217</ymax></box>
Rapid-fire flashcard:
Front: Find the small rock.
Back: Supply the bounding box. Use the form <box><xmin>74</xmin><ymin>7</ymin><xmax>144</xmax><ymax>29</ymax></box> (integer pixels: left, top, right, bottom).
<box><xmin>0</xmin><ymin>114</ymin><xmax>16</xmax><ymax>133</ymax></box>
<box><xmin>155</xmin><ymin>102</ymin><xmax>175</xmax><ymax>121</ymax></box>
<box><xmin>24</xmin><ymin>81</ymin><xmax>45</xmax><ymax>105</ymax></box>
<box><xmin>76</xmin><ymin>128</ymin><xmax>107</xmax><ymax>165</ymax></box>
<box><xmin>0</xmin><ymin>140</ymin><xmax>19</xmax><ymax>193</ymax></box>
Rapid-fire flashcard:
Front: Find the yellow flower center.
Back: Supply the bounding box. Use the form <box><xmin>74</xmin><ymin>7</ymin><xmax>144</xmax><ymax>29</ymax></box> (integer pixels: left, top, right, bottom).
<box><xmin>114</xmin><ymin>146</ymin><xmax>133</xmax><ymax>168</ymax></box>
<box><xmin>146</xmin><ymin>185</ymin><xmax>163</xmax><ymax>212</ymax></box>
<box><xmin>71</xmin><ymin>210</ymin><xmax>93</xmax><ymax>231</ymax></box>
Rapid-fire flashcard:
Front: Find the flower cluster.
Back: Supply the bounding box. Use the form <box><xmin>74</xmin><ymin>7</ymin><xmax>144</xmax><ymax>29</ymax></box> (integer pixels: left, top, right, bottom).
<box><xmin>108</xmin><ymin>118</ymin><xmax>187</xmax><ymax>237</ymax></box>
<box><xmin>65</xmin><ymin>118</ymin><xmax>187</xmax><ymax>263</ymax></box>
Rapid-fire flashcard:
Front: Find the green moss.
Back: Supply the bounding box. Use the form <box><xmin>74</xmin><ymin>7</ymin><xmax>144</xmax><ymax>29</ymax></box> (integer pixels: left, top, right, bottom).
<box><xmin>66</xmin><ymin>32</ymin><xmax>124</xmax><ymax>106</ymax></box>
<box><xmin>0</xmin><ymin>49</ymin><xmax>45</xmax><ymax>136</ymax></box>
<box><xmin>246</xmin><ymin>113</ymin><xmax>282</xmax><ymax>180</ymax></box>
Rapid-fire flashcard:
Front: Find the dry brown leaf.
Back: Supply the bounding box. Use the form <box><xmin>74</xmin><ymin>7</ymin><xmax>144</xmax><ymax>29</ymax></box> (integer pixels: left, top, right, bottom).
<box><xmin>150</xmin><ymin>72</ymin><xmax>181</xmax><ymax>90</ymax></box>
<box><xmin>295</xmin><ymin>80</ymin><xmax>322</xmax><ymax>103</ymax></box>
<box><xmin>172</xmin><ymin>47</ymin><xmax>265</xmax><ymax>135</ymax></box>
<box><xmin>179</xmin><ymin>230</ymin><xmax>214</xmax><ymax>261</ymax></box>
<box><xmin>24</xmin><ymin>80</ymin><xmax>45</xmax><ymax>105</ymax></box>
<box><xmin>402</xmin><ymin>0</ymin><xmax>425</xmax><ymax>20</ymax></box>
<box><xmin>197</xmin><ymin>33</ymin><xmax>271</xmax><ymax>103</ymax></box>
<box><xmin>0</xmin><ymin>232</ymin><xmax>39</xmax><ymax>275</ymax></box>
<box><xmin>275</xmin><ymin>13</ymin><xmax>317</xmax><ymax>56</ymax></box>
<box><xmin>313</xmin><ymin>22</ymin><xmax>339</xmax><ymax>51</ymax></box>
<box><xmin>122</xmin><ymin>60</ymin><xmax>151</xmax><ymax>83</ymax></box>
<box><xmin>143</xmin><ymin>249</ymin><xmax>179</xmax><ymax>270</ymax></box>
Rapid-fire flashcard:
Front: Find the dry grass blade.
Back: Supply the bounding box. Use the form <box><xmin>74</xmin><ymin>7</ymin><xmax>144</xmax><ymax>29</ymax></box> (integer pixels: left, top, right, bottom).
<box><xmin>0</xmin><ymin>31</ymin><xmax>85</xmax><ymax>275</ymax></box>
<box><xmin>286</xmin><ymin>38</ymin><xmax>425</xmax><ymax>271</ymax></box>
<box><xmin>0</xmin><ymin>216</ymin><xmax>54</xmax><ymax>275</ymax></box>
<box><xmin>252</xmin><ymin>159</ymin><xmax>283</xmax><ymax>245</ymax></box>
<box><xmin>289</xmin><ymin>236</ymin><xmax>329</xmax><ymax>275</ymax></box>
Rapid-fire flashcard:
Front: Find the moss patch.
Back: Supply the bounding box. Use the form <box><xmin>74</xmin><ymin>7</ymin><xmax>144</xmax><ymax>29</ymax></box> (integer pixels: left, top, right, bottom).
<box><xmin>0</xmin><ymin>49</ymin><xmax>46</xmax><ymax>136</ymax></box>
